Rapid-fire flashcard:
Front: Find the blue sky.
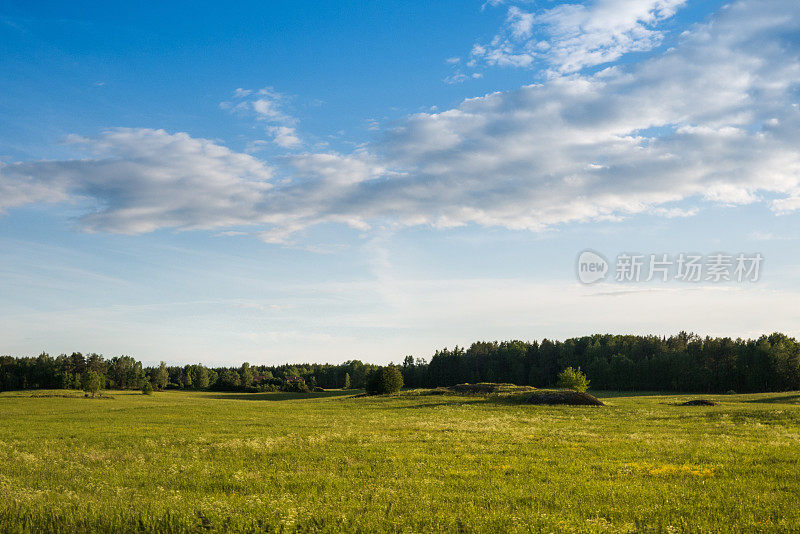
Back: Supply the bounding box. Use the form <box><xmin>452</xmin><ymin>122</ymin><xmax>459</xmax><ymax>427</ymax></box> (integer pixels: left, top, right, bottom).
<box><xmin>2</xmin><ymin>0</ymin><xmax>800</xmax><ymax>366</ymax></box>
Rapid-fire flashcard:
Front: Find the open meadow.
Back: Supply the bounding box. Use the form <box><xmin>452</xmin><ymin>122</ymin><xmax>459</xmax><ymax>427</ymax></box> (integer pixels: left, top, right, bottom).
<box><xmin>1</xmin><ymin>389</ymin><xmax>799</xmax><ymax>533</ymax></box>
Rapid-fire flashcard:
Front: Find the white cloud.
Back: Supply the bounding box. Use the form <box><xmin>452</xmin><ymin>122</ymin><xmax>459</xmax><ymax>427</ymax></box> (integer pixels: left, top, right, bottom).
<box><xmin>470</xmin><ymin>0</ymin><xmax>687</xmax><ymax>73</ymax></box>
<box><xmin>1</xmin><ymin>128</ymin><xmax>274</xmax><ymax>233</ymax></box>
<box><xmin>268</xmin><ymin>126</ymin><xmax>302</xmax><ymax>148</ymax></box>
<box><xmin>2</xmin><ymin>0</ymin><xmax>800</xmax><ymax>241</ymax></box>
<box><xmin>0</xmin><ymin>162</ymin><xmax>71</xmax><ymax>212</ymax></box>
<box><xmin>289</xmin><ymin>151</ymin><xmax>387</xmax><ymax>186</ymax></box>
<box><xmin>651</xmin><ymin>206</ymin><xmax>699</xmax><ymax>219</ymax></box>
<box><xmin>772</xmin><ymin>196</ymin><xmax>800</xmax><ymax>214</ymax></box>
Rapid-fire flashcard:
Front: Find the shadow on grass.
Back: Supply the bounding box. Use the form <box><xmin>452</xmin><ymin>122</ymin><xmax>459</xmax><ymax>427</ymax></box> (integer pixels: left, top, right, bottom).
<box><xmin>591</xmin><ymin>390</ymin><xmax>676</xmax><ymax>398</ymax></box>
<box><xmin>390</xmin><ymin>399</ymin><xmax>487</xmax><ymax>409</ymax></box>
<box><xmin>207</xmin><ymin>390</ymin><xmax>356</xmax><ymax>401</ymax></box>
<box><xmin>27</xmin><ymin>392</ymin><xmax>115</xmax><ymax>400</ymax></box>
<box><xmin>389</xmin><ymin>391</ymin><xmax>538</xmax><ymax>409</ymax></box>
<box><xmin>742</xmin><ymin>394</ymin><xmax>800</xmax><ymax>404</ymax></box>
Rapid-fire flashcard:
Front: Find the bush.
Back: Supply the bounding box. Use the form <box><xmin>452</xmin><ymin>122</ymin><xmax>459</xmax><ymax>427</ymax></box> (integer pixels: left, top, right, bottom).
<box><xmin>142</xmin><ymin>382</ymin><xmax>154</xmax><ymax>395</ymax></box>
<box><xmin>366</xmin><ymin>366</ymin><xmax>404</xmax><ymax>395</ymax></box>
<box><xmin>556</xmin><ymin>367</ymin><xmax>590</xmax><ymax>393</ymax></box>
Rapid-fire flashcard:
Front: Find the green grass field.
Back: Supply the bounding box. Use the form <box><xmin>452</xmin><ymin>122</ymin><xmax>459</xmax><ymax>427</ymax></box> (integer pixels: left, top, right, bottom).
<box><xmin>1</xmin><ymin>389</ymin><xmax>799</xmax><ymax>533</ymax></box>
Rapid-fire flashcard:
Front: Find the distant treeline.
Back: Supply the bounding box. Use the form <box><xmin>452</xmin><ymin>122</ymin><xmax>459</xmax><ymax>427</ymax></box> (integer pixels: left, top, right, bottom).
<box><xmin>2</xmin><ymin>332</ymin><xmax>799</xmax><ymax>393</ymax></box>
<box><xmin>418</xmin><ymin>332</ymin><xmax>800</xmax><ymax>393</ymax></box>
<box><xmin>0</xmin><ymin>353</ymin><xmax>380</xmax><ymax>393</ymax></box>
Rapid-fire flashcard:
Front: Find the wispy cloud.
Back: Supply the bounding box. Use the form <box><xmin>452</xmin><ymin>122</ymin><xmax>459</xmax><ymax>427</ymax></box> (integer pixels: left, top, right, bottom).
<box><xmin>443</xmin><ymin>72</ymin><xmax>483</xmax><ymax>84</ymax></box>
<box><xmin>221</xmin><ymin>87</ymin><xmax>303</xmax><ymax>148</ymax></box>
<box><xmin>469</xmin><ymin>0</ymin><xmax>686</xmax><ymax>74</ymax></box>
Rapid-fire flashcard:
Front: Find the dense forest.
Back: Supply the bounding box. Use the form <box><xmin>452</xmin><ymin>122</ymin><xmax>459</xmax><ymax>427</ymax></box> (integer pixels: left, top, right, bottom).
<box><xmin>1</xmin><ymin>332</ymin><xmax>799</xmax><ymax>394</ymax></box>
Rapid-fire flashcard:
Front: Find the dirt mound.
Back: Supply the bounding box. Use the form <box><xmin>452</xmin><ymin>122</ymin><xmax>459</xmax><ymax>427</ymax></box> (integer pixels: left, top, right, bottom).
<box><xmin>679</xmin><ymin>399</ymin><xmax>718</xmax><ymax>406</ymax></box>
<box><xmin>526</xmin><ymin>390</ymin><xmax>605</xmax><ymax>406</ymax></box>
<box><xmin>448</xmin><ymin>383</ymin><xmax>536</xmax><ymax>395</ymax></box>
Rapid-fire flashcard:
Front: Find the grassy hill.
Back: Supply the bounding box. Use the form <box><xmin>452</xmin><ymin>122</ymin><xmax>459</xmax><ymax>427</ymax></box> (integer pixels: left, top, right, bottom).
<box><xmin>1</xmin><ymin>389</ymin><xmax>798</xmax><ymax>532</ymax></box>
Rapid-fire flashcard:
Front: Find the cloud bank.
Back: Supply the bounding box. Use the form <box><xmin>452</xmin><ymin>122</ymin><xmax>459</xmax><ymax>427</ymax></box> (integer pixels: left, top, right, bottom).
<box><xmin>1</xmin><ymin>0</ymin><xmax>799</xmax><ymax>241</ymax></box>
